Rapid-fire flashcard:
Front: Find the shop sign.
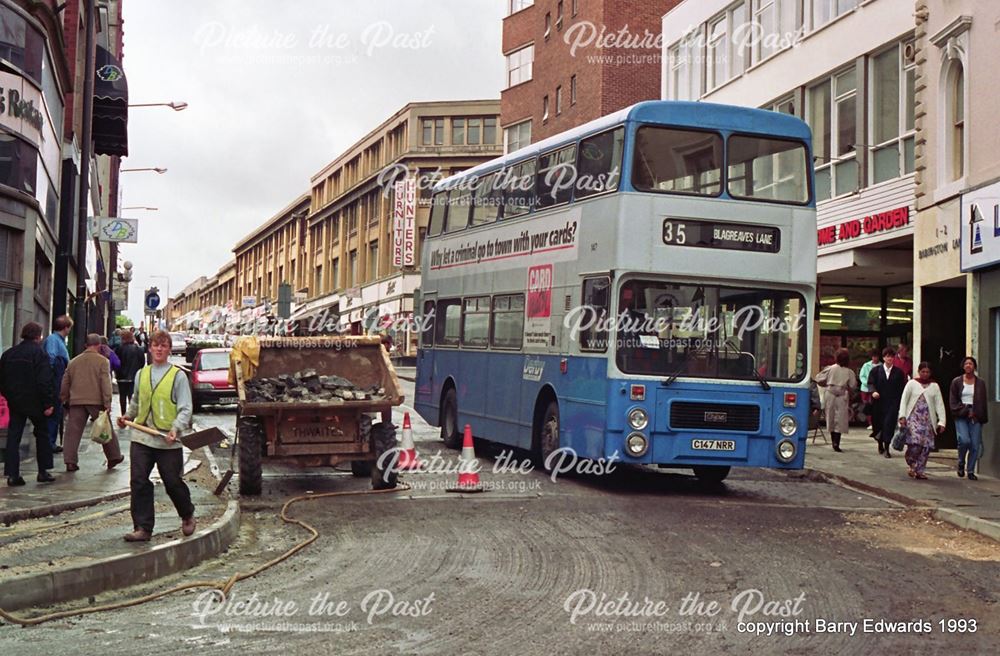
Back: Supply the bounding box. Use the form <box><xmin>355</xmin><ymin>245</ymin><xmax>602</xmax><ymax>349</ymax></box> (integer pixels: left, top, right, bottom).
<box><xmin>960</xmin><ymin>181</ymin><xmax>1000</xmax><ymax>271</ymax></box>
<box><xmin>0</xmin><ymin>73</ymin><xmax>45</xmax><ymax>138</ymax></box>
<box><xmin>392</xmin><ymin>178</ymin><xmax>416</xmax><ymax>268</ymax></box>
<box><xmin>817</xmin><ymin>206</ymin><xmax>910</xmax><ymax>247</ymax></box>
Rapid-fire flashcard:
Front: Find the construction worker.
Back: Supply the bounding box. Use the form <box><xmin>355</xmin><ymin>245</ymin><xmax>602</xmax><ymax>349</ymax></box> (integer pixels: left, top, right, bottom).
<box><xmin>117</xmin><ymin>329</ymin><xmax>196</xmax><ymax>542</ymax></box>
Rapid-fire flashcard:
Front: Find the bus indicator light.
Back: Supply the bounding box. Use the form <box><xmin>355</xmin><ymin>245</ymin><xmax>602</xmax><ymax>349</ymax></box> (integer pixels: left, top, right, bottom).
<box><xmin>783</xmin><ymin>393</ymin><xmax>797</xmax><ymax>408</ymax></box>
<box><xmin>560</xmin><ymin>358</ymin><xmax>568</xmax><ymax>374</ymax></box>
<box><xmin>630</xmin><ymin>385</ymin><xmax>645</xmax><ymax>401</ymax></box>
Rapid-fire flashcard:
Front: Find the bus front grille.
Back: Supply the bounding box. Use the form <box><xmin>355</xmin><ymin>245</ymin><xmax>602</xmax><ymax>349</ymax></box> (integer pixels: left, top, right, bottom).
<box><xmin>669</xmin><ymin>402</ymin><xmax>760</xmax><ymax>432</ymax></box>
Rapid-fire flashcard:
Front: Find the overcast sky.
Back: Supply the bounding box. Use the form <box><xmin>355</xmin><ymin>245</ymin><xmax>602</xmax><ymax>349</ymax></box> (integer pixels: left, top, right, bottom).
<box><xmin>118</xmin><ymin>0</ymin><xmax>504</xmax><ymax>324</ymax></box>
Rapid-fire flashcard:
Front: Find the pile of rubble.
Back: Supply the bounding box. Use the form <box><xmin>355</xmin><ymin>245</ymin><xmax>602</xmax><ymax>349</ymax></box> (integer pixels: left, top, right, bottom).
<box><xmin>244</xmin><ymin>368</ymin><xmax>385</xmax><ymax>403</ymax></box>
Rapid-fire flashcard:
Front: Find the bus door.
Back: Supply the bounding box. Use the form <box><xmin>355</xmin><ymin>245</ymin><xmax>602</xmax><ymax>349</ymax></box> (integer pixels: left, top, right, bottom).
<box><xmin>415</xmin><ymin>296</ymin><xmax>437</xmax><ymax>422</ymax></box>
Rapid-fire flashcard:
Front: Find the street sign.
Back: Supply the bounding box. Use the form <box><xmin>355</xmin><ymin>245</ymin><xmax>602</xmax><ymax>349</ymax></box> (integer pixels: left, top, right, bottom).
<box><xmin>145</xmin><ymin>290</ymin><xmax>160</xmax><ymax>311</ymax></box>
<box><xmin>96</xmin><ymin>217</ymin><xmax>139</xmax><ymax>243</ymax></box>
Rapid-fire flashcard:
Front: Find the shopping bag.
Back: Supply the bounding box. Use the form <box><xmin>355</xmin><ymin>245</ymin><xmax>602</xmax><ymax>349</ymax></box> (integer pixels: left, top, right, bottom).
<box><xmin>90</xmin><ymin>410</ymin><xmax>113</xmax><ymax>444</ymax></box>
<box><xmin>891</xmin><ymin>424</ymin><xmax>907</xmax><ymax>451</ymax></box>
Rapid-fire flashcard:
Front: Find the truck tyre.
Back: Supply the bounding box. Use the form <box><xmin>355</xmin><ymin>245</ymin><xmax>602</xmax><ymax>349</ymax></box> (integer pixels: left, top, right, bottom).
<box><xmin>693</xmin><ymin>466</ymin><xmax>730</xmax><ymax>485</ymax></box>
<box><xmin>440</xmin><ymin>387</ymin><xmax>461</xmax><ymax>449</ymax></box>
<box><xmin>238</xmin><ymin>416</ymin><xmax>263</xmax><ymax>496</ymax></box>
<box><xmin>370</xmin><ymin>420</ymin><xmax>398</xmax><ymax>490</ymax></box>
<box><xmin>351</xmin><ymin>460</ymin><xmax>372</xmax><ymax>477</ymax></box>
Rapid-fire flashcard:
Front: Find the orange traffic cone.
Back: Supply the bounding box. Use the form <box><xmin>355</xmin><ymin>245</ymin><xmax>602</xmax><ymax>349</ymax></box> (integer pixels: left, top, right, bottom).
<box><xmin>447</xmin><ymin>424</ymin><xmax>484</xmax><ymax>493</ymax></box>
<box><xmin>397</xmin><ymin>412</ymin><xmax>421</xmax><ymax>470</ymax></box>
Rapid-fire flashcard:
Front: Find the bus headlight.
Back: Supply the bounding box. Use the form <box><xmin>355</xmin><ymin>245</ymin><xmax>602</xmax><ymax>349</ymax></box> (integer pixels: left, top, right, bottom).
<box><xmin>776</xmin><ymin>439</ymin><xmax>796</xmax><ymax>463</ymax></box>
<box><xmin>625</xmin><ymin>432</ymin><xmax>648</xmax><ymax>457</ymax></box>
<box><xmin>778</xmin><ymin>415</ymin><xmax>797</xmax><ymax>437</ymax></box>
<box><xmin>627</xmin><ymin>408</ymin><xmax>649</xmax><ymax>431</ymax></box>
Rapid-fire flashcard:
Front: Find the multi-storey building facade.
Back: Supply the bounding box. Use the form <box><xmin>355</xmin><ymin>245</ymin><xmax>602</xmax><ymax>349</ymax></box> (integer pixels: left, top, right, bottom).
<box><xmin>502</xmin><ymin>0</ymin><xmax>679</xmax><ymax>151</ymax></box>
<box><xmin>198</xmin><ymin>260</ymin><xmax>236</xmax><ymax>312</ymax></box>
<box><xmin>233</xmin><ymin>194</ymin><xmax>310</xmax><ymax>309</ymax></box>
<box><xmin>295</xmin><ymin>99</ymin><xmax>501</xmax><ymax>356</ymax></box>
<box><xmin>914</xmin><ymin>0</ymin><xmax>1000</xmax><ymax>477</ymax></box>
<box><xmin>663</xmin><ymin>0</ymin><xmax>920</xmax><ymax>377</ymax></box>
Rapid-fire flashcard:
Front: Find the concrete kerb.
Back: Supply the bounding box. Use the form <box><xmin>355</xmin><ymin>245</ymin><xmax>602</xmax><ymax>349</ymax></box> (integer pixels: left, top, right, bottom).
<box><xmin>0</xmin><ymin>499</ymin><xmax>240</xmax><ymax>613</ymax></box>
<box><xmin>803</xmin><ymin>467</ymin><xmax>1000</xmax><ymax>543</ymax></box>
<box><xmin>0</xmin><ymin>489</ymin><xmax>131</xmax><ymax>526</ymax></box>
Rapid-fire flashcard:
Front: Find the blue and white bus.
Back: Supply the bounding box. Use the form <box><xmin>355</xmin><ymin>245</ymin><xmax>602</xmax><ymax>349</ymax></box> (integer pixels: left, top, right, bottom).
<box><xmin>414</xmin><ymin>101</ymin><xmax>815</xmax><ymax>482</ymax></box>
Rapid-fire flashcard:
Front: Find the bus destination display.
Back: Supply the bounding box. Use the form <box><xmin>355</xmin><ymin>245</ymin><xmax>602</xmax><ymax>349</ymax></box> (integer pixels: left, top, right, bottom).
<box><xmin>661</xmin><ymin>218</ymin><xmax>780</xmax><ymax>253</ymax></box>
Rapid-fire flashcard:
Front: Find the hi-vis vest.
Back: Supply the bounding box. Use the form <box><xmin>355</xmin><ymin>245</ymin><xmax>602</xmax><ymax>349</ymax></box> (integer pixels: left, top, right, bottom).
<box><xmin>137</xmin><ymin>365</ymin><xmax>179</xmax><ymax>431</ymax></box>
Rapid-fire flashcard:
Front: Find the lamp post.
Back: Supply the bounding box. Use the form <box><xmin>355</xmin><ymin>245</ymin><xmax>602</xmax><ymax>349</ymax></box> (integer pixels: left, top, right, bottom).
<box><xmin>129</xmin><ymin>101</ymin><xmax>188</xmax><ymax>111</ymax></box>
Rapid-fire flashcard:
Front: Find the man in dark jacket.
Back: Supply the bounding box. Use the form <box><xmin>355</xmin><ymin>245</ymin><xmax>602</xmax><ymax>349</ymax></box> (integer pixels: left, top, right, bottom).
<box><xmin>0</xmin><ymin>322</ymin><xmax>57</xmax><ymax>485</ymax></box>
<box><xmin>870</xmin><ymin>346</ymin><xmax>908</xmax><ymax>458</ymax></box>
<box><xmin>115</xmin><ymin>330</ymin><xmax>146</xmax><ymax>415</ymax></box>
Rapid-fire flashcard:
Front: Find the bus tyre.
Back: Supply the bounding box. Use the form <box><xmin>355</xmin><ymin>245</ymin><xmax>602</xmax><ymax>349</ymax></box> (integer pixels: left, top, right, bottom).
<box><xmin>370</xmin><ymin>420</ymin><xmax>398</xmax><ymax>490</ymax></box>
<box><xmin>538</xmin><ymin>401</ymin><xmax>560</xmax><ymax>472</ymax></box>
<box><xmin>693</xmin><ymin>466</ymin><xmax>731</xmax><ymax>485</ymax></box>
<box><xmin>237</xmin><ymin>416</ymin><xmax>263</xmax><ymax>496</ymax></box>
<box><xmin>441</xmin><ymin>387</ymin><xmax>461</xmax><ymax>449</ymax></box>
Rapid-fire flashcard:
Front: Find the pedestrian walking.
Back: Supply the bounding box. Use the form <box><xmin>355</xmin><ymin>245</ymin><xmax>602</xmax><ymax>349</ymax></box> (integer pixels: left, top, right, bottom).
<box><xmin>61</xmin><ymin>333</ymin><xmax>124</xmax><ymax>472</ymax></box>
<box><xmin>116</xmin><ymin>330</ymin><xmax>196</xmax><ymax>542</ymax></box>
<box><xmin>99</xmin><ymin>335</ymin><xmax>121</xmax><ymax>373</ymax></box>
<box><xmin>898</xmin><ymin>362</ymin><xmax>946</xmax><ymax>479</ymax></box>
<box><xmin>42</xmin><ymin>314</ymin><xmax>73</xmax><ymax>454</ymax></box>
<box><xmin>815</xmin><ymin>348</ymin><xmax>857</xmax><ymax>452</ymax></box>
<box><xmin>858</xmin><ymin>349</ymin><xmax>880</xmax><ymax>436</ymax></box>
<box><xmin>870</xmin><ymin>346</ymin><xmax>907</xmax><ymax>458</ymax></box>
<box><xmin>115</xmin><ymin>330</ymin><xmax>145</xmax><ymax>416</ymax></box>
<box><xmin>894</xmin><ymin>343</ymin><xmax>914</xmax><ymax>380</ymax></box>
<box><xmin>949</xmin><ymin>356</ymin><xmax>988</xmax><ymax>481</ymax></box>
<box><xmin>0</xmin><ymin>322</ymin><xmax>57</xmax><ymax>485</ymax></box>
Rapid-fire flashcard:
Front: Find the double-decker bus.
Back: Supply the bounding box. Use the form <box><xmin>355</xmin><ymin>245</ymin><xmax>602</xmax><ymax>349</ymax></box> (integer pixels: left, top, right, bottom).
<box><xmin>414</xmin><ymin>101</ymin><xmax>815</xmax><ymax>482</ymax></box>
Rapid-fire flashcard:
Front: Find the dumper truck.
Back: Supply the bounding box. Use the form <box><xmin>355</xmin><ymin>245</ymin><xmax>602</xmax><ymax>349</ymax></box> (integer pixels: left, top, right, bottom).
<box><xmin>230</xmin><ymin>336</ymin><xmax>402</xmax><ymax>495</ymax></box>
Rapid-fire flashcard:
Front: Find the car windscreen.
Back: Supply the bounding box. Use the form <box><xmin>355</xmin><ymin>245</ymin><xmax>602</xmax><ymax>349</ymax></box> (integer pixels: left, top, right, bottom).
<box><xmin>199</xmin><ymin>352</ymin><xmax>230</xmax><ymax>371</ymax></box>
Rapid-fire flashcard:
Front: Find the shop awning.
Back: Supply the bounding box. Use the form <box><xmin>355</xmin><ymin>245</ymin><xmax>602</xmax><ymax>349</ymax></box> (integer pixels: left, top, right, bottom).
<box><xmin>93</xmin><ymin>45</ymin><xmax>128</xmax><ymax>156</ymax></box>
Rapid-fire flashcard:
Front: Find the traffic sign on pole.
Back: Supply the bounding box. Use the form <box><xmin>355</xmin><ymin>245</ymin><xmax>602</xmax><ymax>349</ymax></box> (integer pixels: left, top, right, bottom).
<box><xmin>145</xmin><ymin>289</ymin><xmax>161</xmax><ymax>312</ymax></box>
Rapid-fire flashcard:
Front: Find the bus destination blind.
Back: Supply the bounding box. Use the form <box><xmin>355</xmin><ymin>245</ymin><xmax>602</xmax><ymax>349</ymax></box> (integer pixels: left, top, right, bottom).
<box><xmin>661</xmin><ymin>218</ymin><xmax>780</xmax><ymax>253</ymax></box>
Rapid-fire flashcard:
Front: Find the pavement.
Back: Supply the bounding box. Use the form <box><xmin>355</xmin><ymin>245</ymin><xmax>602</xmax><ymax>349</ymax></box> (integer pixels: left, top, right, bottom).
<box><xmin>1</xmin><ymin>390</ymin><xmax>996</xmax><ymax>616</ymax></box>
<box><xmin>0</xmin><ymin>403</ymin><xmax>239</xmax><ymax>614</ymax></box>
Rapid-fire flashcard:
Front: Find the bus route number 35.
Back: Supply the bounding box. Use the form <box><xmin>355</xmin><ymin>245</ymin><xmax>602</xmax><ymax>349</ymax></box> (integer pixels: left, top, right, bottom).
<box><xmin>662</xmin><ymin>219</ymin><xmax>688</xmax><ymax>245</ymax></box>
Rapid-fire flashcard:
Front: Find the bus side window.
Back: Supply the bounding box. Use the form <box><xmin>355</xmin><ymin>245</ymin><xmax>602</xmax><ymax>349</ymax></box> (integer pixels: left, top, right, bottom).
<box><xmin>447</xmin><ymin>187</ymin><xmax>472</xmax><ymax>233</ymax></box>
<box><xmin>491</xmin><ymin>294</ymin><xmax>525</xmax><ymax>349</ymax></box>
<box><xmin>471</xmin><ymin>173</ymin><xmax>502</xmax><ymax>226</ymax></box>
<box><xmin>502</xmin><ymin>159</ymin><xmax>536</xmax><ymax>218</ymax></box>
<box><xmin>576</xmin><ymin>127</ymin><xmax>624</xmax><ymax>199</ymax></box>
<box><xmin>579</xmin><ymin>277</ymin><xmax>610</xmax><ymax>352</ymax></box>
<box><xmin>435</xmin><ymin>299</ymin><xmax>462</xmax><ymax>346</ymax></box>
<box><xmin>429</xmin><ymin>191</ymin><xmax>449</xmax><ymax>236</ymax></box>
<box><xmin>536</xmin><ymin>145</ymin><xmax>576</xmax><ymax>208</ymax></box>
<box><xmin>421</xmin><ymin>300</ymin><xmax>436</xmax><ymax>347</ymax></box>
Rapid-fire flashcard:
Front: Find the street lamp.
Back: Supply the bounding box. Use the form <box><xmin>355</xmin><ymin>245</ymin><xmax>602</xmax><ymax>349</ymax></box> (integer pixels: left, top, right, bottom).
<box><xmin>129</xmin><ymin>101</ymin><xmax>188</xmax><ymax>111</ymax></box>
<box><xmin>121</xmin><ymin>167</ymin><xmax>167</xmax><ymax>174</ymax></box>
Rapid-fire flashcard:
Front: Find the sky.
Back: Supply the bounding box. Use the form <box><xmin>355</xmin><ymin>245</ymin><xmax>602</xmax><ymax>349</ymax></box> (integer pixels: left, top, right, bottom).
<box><xmin>118</xmin><ymin>0</ymin><xmax>505</xmax><ymax>324</ymax></box>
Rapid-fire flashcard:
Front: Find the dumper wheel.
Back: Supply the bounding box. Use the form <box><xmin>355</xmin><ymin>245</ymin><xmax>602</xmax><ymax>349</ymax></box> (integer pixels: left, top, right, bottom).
<box><xmin>351</xmin><ymin>460</ymin><xmax>372</xmax><ymax>477</ymax></box>
<box><xmin>371</xmin><ymin>420</ymin><xmax>398</xmax><ymax>490</ymax></box>
<box><xmin>238</xmin><ymin>416</ymin><xmax>263</xmax><ymax>496</ymax></box>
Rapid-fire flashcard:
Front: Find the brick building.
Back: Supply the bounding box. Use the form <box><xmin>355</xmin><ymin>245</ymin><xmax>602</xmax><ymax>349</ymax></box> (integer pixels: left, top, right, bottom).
<box><xmin>501</xmin><ymin>0</ymin><xmax>680</xmax><ymax>150</ymax></box>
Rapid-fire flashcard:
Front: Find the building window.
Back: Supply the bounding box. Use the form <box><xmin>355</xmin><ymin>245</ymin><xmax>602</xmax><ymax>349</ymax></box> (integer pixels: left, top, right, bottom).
<box><xmin>947</xmin><ymin>62</ymin><xmax>965</xmax><ymax>182</ymax></box>
<box><xmin>421</xmin><ymin>118</ymin><xmax>445</xmax><ymax>145</ymax></box>
<box><xmin>808</xmin><ymin>67</ymin><xmax>858</xmax><ymax>202</ymax></box>
<box><xmin>571</xmin><ymin>0</ymin><xmax>578</xmax><ymax>17</ymax></box>
<box><xmin>812</xmin><ymin>0</ymin><xmax>858</xmax><ymax>31</ymax></box>
<box><xmin>707</xmin><ymin>15</ymin><xmax>728</xmax><ymax>90</ymax></box>
<box><xmin>348</xmin><ymin>250</ymin><xmax>357</xmax><ymax>288</ymax></box>
<box><xmin>555</xmin><ymin>86</ymin><xmax>562</xmax><ymax>115</ymax></box>
<box><xmin>508</xmin><ymin>0</ymin><xmax>533</xmax><ymax>15</ymax></box>
<box><xmin>452</xmin><ymin>118</ymin><xmax>465</xmax><ymax>145</ymax></box>
<box><xmin>331</xmin><ymin>257</ymin><xmax>339</xmax><ymax>289</ymax></box>
<box><xmin>314</xmin><ymin>267</ymin><xmax>323</xmax><ymax>295</ymax></box>
<box><xmin>570</xmin><ymin>74</ymin><xmax>577</xmax><ymax>105</ymax></box>
<box><xmin>752</xmin><ymin>0</ymin><xmax>777</xmax><ymax>63</ymax></box>
<box><xmin>506</xmin><ymin>45</ymin><xmax>534</xmax><ymax>88</ymax></box>
<box><xmin>870</xmin><ymin>41</ymin><xmax>916</xmax><ymax>185</ymax></box>
<box><xmin>542</xmin><ymin>95</ymin><xmax>550</xmax><ymax>122</ymax></box>
<box><xmin>484</xmin><ymin>117</ymin><xmax>497</xmax><ymax>144</ymax></box>
<box><xmin>504</xmin><ymin>120</ymin><xmax>532</xmax><ymax>154</ymax></box>
<box><xmin>667</xmin><ymin>37</ymin><xmax>703</xmax><ymax>101</ymax></box>
<box><xmin>556</xmin><ymin>1</ymin><xmax>564</xmax><ymax>29</ymax></box>
<box><xmin>545</xmin><ymin>13</ymin><xmax>551</xmax><ymax>40</ymax></box>
<box><xmin>368</xmin><ymin>241</ymin><xmax>378</xmax><ymax>280</ymax></box>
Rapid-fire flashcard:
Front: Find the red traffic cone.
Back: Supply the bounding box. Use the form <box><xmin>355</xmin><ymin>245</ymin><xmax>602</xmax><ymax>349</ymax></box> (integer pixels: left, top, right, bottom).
<box><xmin>397</xmin><ymin>412</ymin><xmax>421</xmax><ymax>470</ymax></box>
<box><xmin>448</xmin><ymin>424</ymin><xmax>484</xmax><ymax>493</ymax></box>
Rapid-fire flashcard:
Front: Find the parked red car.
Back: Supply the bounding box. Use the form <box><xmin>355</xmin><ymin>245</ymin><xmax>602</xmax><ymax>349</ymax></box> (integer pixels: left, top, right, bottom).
<box><xmin>190</xmin><ymin>348</ymin><xmax>236</xmax><ymax>412</ymax></box>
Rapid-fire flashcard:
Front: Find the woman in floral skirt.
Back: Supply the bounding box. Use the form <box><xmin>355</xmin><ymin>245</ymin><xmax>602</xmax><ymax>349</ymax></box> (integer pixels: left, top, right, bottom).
<box><xmin>898</xmin><ymin>362</ymin><xmax>946</xmax><ymax>479</ymax></box>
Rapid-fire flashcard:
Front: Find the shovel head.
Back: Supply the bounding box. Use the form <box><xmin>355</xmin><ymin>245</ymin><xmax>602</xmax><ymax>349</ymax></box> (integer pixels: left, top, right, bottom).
<box><xmin>181</xmin><ymin>426</ymin><xmax>227</xmax><ymax>450</ymax></box>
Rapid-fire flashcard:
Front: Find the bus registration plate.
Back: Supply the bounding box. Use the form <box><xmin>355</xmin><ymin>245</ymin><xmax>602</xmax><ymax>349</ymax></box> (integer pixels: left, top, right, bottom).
<box><xmin>692</xmin><ymin>439</ymin><xmax>737</xmax><ymax>451</ymax></box>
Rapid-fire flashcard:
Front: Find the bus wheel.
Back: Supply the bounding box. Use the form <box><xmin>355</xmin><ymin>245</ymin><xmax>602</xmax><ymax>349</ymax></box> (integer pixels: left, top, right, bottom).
<box><xmin>538</xmin><ymin>401</ymin><xmax>560</xmax><ymax>471</ymax></box>
<box><xmin>693</xmin><ymin>466</ymin><xmax>730</xmax><ymax>484</ymax></box>
<box><xmin>440</xmin><ymin>387</ymin><xmax>461</xmax><ymax>449</ymax></box>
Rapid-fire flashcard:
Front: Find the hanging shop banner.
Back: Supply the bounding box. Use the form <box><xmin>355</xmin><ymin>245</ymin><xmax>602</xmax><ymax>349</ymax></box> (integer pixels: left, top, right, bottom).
<box><xmin>393</xmin><ymin>178</ymin><xmax>417</xmax><ymax>268</ymax></box>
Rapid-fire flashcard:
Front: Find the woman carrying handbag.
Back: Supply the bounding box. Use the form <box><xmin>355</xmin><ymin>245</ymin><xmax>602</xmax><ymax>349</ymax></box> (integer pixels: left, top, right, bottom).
<box><xmin>815</xmin><ymin>348</ymin><xmax>857</xmax><ymax>452</ymax></box>
<box><xmin>898</xmin><ymin>362</ymin><xmax>947</xmax><ymax>479</ymax></box>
